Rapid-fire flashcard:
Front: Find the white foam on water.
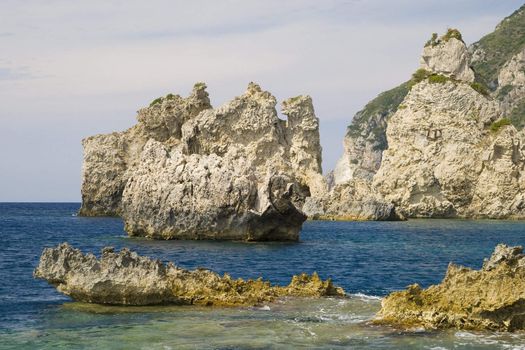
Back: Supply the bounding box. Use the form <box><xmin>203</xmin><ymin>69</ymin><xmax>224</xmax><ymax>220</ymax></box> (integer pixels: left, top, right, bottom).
<box><xmin>503</xmin><ymin>346</ymin><xmax>525</xmax><ymax>350</ymax></box>
<box><xmin>455</xmin><ymin>331</ymin><xmax>523</xmax><ymax>348</ymax></box>
<box><xmin>350</xmin><ymin>293</ymin><xmax>382</xmax><ymax>302</ymax></box>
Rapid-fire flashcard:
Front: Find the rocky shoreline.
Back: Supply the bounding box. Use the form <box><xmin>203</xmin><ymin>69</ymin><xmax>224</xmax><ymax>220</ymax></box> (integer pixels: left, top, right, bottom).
<box><xmin>34</xmin><ymin>243</ymin><xmax>344</xmax><ymax>306</ymax></box>
<box><xmin>36</xmin><ymin>1</ymin><xmax>525</xmax><ymax>335</ymax></box>
<box><xmin>34</xmin><ymin>242</ymin><xmax>525</xmax><ymax>332</ymax></box>
<box><xmin>375</xmin><ymin>244</ymin><xmax>525</xmax><ymax>332</ymax></box>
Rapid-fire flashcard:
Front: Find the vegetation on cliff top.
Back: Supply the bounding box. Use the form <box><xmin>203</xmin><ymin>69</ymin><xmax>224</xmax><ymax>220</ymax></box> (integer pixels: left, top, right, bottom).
<box><xmin>425</xmin><ymin>28</ymin><xmax>464</xmax><ymax>47</ymax></box>
<box><xmin>149</xmin><ymin>93</ymin><xmax>179</xmax><ymax>107</ymax></box>
<box><xmin>346</xmin><ymin>5</ymin><xmax>524</xmax><ymax>147</ymax></box>
<box><xmin>470</xmin><ymin>4</ymin><xmax>525</xmax><ymax>88</ymax></box>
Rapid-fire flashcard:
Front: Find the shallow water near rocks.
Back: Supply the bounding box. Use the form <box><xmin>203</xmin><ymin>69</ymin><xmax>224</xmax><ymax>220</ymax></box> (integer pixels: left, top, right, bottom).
<box><xmin>1</xmin><ymin>203</ymin><xmax>525</xmax><ymax>349</ymax></box>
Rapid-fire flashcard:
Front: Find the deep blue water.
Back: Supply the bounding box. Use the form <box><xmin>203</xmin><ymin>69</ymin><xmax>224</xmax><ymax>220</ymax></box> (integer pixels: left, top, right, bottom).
<box><xmin>2</xmin><ymin>202</ymin><xmax>525</xmax><ymax>349</ymax></box>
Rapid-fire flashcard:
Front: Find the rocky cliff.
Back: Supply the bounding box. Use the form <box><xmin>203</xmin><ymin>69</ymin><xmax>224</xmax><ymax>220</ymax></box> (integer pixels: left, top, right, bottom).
<box><xmin>321</xmin><ymin>5</ymin><xmax>525</xmax><ymax>220</ymax></box>
<box><xmin>374</xmin><ymin>29</ymin><xmax>525</xmax><ymax>218</ymax></box>
<box><xmin>80</xmin><ymin>83</ymin><xmax>324</xmax><ymax>240</ymax></box>
<box><xmin>375</xmin><ymin>244</ymin><xmax>525</xmax><ymax>331</ymax></box>
<box><xmin>34</xmin><ymin>243</ymin><xmax>344</xmax><ymax>306</ymax></box>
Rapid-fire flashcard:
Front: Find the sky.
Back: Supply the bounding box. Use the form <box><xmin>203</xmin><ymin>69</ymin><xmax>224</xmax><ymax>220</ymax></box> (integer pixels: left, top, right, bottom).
<box><xmin>1</xmin><ymin>0</ymin><xmax>523</xmax><ymax>202</ymax></box>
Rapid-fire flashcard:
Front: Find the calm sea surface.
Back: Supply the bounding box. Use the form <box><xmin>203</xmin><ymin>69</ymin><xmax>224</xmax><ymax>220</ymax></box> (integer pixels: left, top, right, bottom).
<box><xmin>1</xmin><ymin>203</ymin><xmax>525</xmax><ymax>349</ymax></box>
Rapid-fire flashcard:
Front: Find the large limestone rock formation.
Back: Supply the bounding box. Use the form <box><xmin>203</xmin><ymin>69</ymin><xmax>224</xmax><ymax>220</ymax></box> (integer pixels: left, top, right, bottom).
<box><xmin>373</xmin><ymin>32</ymin><xmax>525</xmax><ymax>218</ymax></box>
<box><xmin>322</xmin><ymin>17</ymin><xmax>525</xmax><ymax>220</ymax></box>
<box><xmin>34</xmin><ymin>243</ymin><xmax>344</xmax><ymax>306</ymax></box>
<box><xmin>80</xmin><ymin>83</ymin><xmax>324</xmax><ymax>240</ymax></box>
<box><xmin>375</xmin><ymin>244</ymin><xmax>525</xmax><ymax>331</ymax></box>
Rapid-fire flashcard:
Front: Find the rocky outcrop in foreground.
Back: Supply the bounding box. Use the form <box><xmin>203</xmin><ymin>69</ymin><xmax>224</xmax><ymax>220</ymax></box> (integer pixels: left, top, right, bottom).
<box><xmin>80</xmin><ymin>83</ymin><xmax>325</xmax><ymax>240</ymax></box>
<box><xmin>375</xmin><ymin>244</ymin><xmax>525</xmax><ymax>331</ymax></box>
<box><xmin>34</xmin><ymin>243</ymin><xmax>344</xmax><ymax>306</ymax></box>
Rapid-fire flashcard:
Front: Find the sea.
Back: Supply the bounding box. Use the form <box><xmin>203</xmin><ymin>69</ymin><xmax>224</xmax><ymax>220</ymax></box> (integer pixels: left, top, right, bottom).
<box><xmin>1</xmin><ymin>202</ymin><xmax>525</xmax><ymax>349</ymax></box>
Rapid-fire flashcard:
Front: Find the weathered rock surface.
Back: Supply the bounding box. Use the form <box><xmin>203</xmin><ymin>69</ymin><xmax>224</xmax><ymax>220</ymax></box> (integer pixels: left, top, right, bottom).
<box><xmin>80</xmin><ymin>84</ymin><xmax>211</xmax><ymax>217</ymax></box>
<box><xmin>420</xmin><ymin>34</ymin><xmax>475</xmax><ymax>83</ymax></box>
<box><xmin>372</xmin><ymin>78</ymin><xmax>525</xmax><ymax>218</ymax></box>
<box><xmin>375</xmin><ymin>244</ymin><xmax>525</xmax><ymax>331</ymax></box>
<box><xmin>303</xmin><ymin>179</ymin><xmax>399</xmax><ymax>221</ymax></box>
<box><xmin>34</xmin><ymin>243</ymin><xmax>344</xmax><ymax>306</ymax></box>
<box><xmin>322</xmin><ymin>21</ymin><xmax>525</xmax><ymax>220</ymax></box>
<box><xmin>80</xmin><ymin>83</ymin><xmax>324</xmax><ymax>240</ymax></box>
<box><xmin>332</xmin><ymin>83</ymin><xmax>409</xmax><ymax>186</ymax></box>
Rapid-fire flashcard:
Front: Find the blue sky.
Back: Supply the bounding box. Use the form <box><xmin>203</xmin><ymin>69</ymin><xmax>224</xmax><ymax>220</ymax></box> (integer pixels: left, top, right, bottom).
<box><xmin>0</xmin><ymin>0</ymin><xmax>523</xmax><ymax>201</ymax></box>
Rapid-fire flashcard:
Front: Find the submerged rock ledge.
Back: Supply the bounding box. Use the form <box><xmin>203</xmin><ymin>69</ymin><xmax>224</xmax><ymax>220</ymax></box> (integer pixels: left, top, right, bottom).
<box><xmin>34</xmin><ymin>243</ymin><xmax>344</xmax><ymax>306</ymax></box>
<box><xmin>375</xmin><ymin>244</ymin><xmax>525</xmax><ymax>331</ymax></box>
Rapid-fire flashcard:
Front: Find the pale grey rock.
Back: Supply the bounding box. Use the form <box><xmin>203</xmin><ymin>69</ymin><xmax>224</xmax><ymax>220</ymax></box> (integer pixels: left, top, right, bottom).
<box><xmin>320</xmin><ymin>26</ymin><xmax>525</xmax><ymax>221</ymax></box>
<box><xmin>80</xmin><ymin>83</ymin><xmax>323</xmax><ymax>240</ymax></box>
<box><xmin>498</xmin><ymin>49</ymin><xmax>525</xmax><ymax>88</ymax></box>
<box><xmin>420</xmin><ymin>37</ymin><xmax>475</xmax><ymax>82</ymax></box>
<box><xmin>302</xmin><ymin>196</ymin><xmax>325</xmax><ymax>218</ymax></box>
<box><xmin>372</xmin><ymin>79</ymin><xmax>525</xmax><ymax>218</ymax></box>
<box><xmin>332</xmin><ymin>98</ymin><xmax>392</xmax><ymax>185</ymax></box>
<box><xmin>121</xmin><ymin>140</ymin><xmax>306</xmax><ymax>240</ymax></box>
<box><xmin>34</xmin><ymin>243</ymin><xmax>176</xmax><ymax>305</ymax></box>
<box><xmin>322</xmin><ymin>180</ymin><xmax>398</xmax><ymax>220</ymax></box>
<box><xmin>482</xmin><ymin>244</ymin><xmax>525</xmax><ymax>271</ymax></box>
<box><xmin>79</xmin><ymin>84</ymin><xmax>211</xmax><ymax>216</ymax></box>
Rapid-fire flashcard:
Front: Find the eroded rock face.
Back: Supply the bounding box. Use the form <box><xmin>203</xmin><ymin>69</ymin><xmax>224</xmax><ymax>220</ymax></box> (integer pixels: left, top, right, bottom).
<box><xmin>34</xmin><ymin>243</ymin><xmax>344</xmax><ymax>306</ymax></box>
<box><xmin>80</xmin><ymin>84</ymin><xmax>211</xmax><ymax>217</ymax></box>
<box><xmin>322</xmin><ymin>26</ymin><xmax>525</xmax><ymax>220</ymax></box>
<box><xmin>320</xmin><ymin>18</ymin><xmax>525</xmax><ymax>221</ymax></box>
<box><xmin>497</xmin><ymin>49</ymin><xmax>525</xmax><ymax>119</ymax></box>
<box><xmin>372</xmin><ymin>79</ymin><xmax>525</xmax><ymax>218</ymax></box>
<box><xmin>375</xmin><ymin>244</ymin><xmax>525</xmax><ymax>331</ymax></box>
<box><xmin>303</xmin><ymin>179</ymin><xmax>399</xmax><ymax>221</ymax></box>
<box><xmin>420</xmin><ymin>36</ymin><xmax>475</xmax><ymax>82</ymax></box>
<box><xmin>80</xmin><ymin>83</ymin><xmax>324</xmax><ymax>240</ymax></box>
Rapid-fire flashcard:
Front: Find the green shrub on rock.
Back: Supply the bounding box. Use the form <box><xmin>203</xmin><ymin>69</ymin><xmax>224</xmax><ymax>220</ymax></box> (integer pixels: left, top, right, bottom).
<box><xmin>428</xmin><ymin>74</ymin><xmax>450</xmax><ymax>84</ymax></box>
<box><xmin>442</xmin><ymin>28</ymin><xmax>463</xmax><ymax>43</ymax></box>
<box><xmin>149</xmin><ymin>97</ymin><xmax>163</xmax><ymax>107</ymax></box>
<box><xmin>470</xmin><ymin>82</ymin><xmax>490</xmax><ymax>96</ymax></box>
<box><xmin>424</xmin><ymin>28</ymin><xmax>464</xmax><ymax>47</ymax></box>
<box><xmin>490</xmin><ymin>118</ymin><xmax>511</xmax><ymax>132</ymax></box>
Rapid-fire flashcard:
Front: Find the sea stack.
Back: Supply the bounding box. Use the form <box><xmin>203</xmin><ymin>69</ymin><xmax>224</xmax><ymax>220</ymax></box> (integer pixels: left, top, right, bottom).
<box><xmin>79</xmin><ymin>83</ymin><xmax>325</xmax><ymax>241</ymax></box>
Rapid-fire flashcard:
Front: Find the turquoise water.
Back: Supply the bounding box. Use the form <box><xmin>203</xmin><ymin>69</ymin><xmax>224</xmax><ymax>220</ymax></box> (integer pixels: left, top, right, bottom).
<box><xmin>1</xmin><ymin>203</ymin><xmax>525</xmax><ymax>349</ymax></box>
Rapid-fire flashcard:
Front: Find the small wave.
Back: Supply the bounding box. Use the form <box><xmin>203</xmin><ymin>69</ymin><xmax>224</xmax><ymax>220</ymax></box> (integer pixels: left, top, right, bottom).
<box><xmin>351</xmin><ymin>293</ymin><xmax>382</xmax><ymax>301</ymax></box>
<box><xmin>455</xmin><ymin>331</ymin><xmax>507</xmax><ymax>346</ymax></box>
<box><xmin>71</xmin><ymin>213</ymin><xmax>77</xmax><ymax>217</ymax></box>
<box><xmin>258</xmin><ymin>305</ymin><xmax>271</xmax><ymax>311</ymax></box>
